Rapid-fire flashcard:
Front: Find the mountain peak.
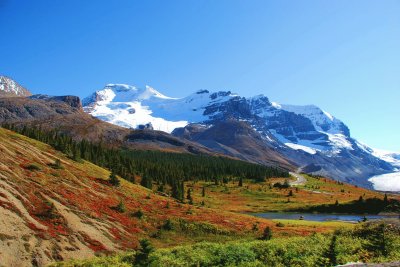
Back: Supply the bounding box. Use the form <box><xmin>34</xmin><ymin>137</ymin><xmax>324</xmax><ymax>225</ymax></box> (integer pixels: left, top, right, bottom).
<box><xmin>0</xmin><ymin>76</ymin><xmax>32</xmax><ymax>97</ymax></box>
<box><xmin>102</xmin><ymin>83</ymin><xmax>173</xmax><ymax>101</ymax></box>
<box><xmin>104</xmin><ymin>83</ymin><xmax>137</xmax><ymax>92</ymax></box>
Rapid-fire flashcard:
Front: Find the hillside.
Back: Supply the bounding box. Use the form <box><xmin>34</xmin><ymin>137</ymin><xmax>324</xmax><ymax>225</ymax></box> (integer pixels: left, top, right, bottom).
<box><xmin>0</xmin><ymin>127</ymin><xmax>328</xmax><ymax>266</ymax></box>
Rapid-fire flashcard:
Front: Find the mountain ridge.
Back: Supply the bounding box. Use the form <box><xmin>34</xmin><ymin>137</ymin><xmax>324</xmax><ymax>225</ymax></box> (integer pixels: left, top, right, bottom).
<box><xmin>0</xmin><ymin>76</ymin><xmax>396</xmax><ymax>188</ymax></box>
<box><xmin>82</xmin><ymin>83</ymin><xmax>396</xmax><ymax>187</ymax></box>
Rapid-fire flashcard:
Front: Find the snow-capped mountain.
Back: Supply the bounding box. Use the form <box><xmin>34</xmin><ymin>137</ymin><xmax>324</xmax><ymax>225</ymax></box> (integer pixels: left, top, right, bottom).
<box><xmin>0</xmin><ymin>76</ymin><xmax>31</xmax><ymax>97</ymax></box>
<box><xmin>83</xmin><ymin>84</ymin><xmax>363</xmax><ymax>156</ymax></box>
<box><xmin>83</xmin><ymin>83</ymin><xmax>397</xmax><ymax>188</ymax></box>
<box><xmin>83</xmin><ymin>85</ymin><xmax>235</xmax><ymax>132</ymax></box>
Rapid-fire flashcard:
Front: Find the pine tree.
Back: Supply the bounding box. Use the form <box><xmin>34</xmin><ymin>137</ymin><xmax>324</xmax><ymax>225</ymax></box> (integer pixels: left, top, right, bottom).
<box><xmin>55</xmin><ymin>159</ymin><xmax>62</xmax><ymax>169</ymax></box>
<box><xmin>171</xmin><ymin>182</ymin><xmax>180</xmax><ymax>201</ymax></box>
<box><xmin>202</xmin><ymin>186</ymin><xmax>206</xmax><ymax>197</ymax></box>
<box><xmin>172</xmin><ymin>181</ymin><xmax>184</xmax><ymax>202</ymax></box>
<box><xmin>157</xmin><ymin>184</ymin><xmax>164</xmax><ymax>192</ymax></box>
<box><xmin>109</xmin><ymin>171</ymin><xmax>120</xmax><ymax>186</ymax></box>
<box><xmin>187</xmin><ymin>188</ymin><xmax>193</xmax><ymax>204</ymax></box>
<box><xmin>72</xmin><ymin>146</ymin><xmax>81</xmax><ymax>162</ymax></box>
<box><xmin>134</xmin><ymin>239</ymin><xmax>154</xmax><ymax>266</ymax></box>
<box><xmin>180</xmin><ymin>181</ymin><xmax>185</xmax><ymax>202</ymax></box>
<box><xmin>365</xmin><ymin>223</ymin><xmax>390</xmax><ymax>257</ymax></box>
<box><xmin>214</xmin><ymin>177</ymin><xmax>219</xmax><ymax>185</ymax></box>
<box><xmin>140</xmin><ymin>174</ymin><xmax>152</xmax><ymax>190</ymax></box>
<box><xmin>239</xmin><ymin>177</ymin><xmax>243</xmax><ymax>187</ymax></box>
<box><xmin>283</xmin><ymin>179</ymin><xmax>290</xmax><ymax>188</ymax></box>
<box><xmin>326</xmin><ymin>231</ymin><xmax>338</xmax><ymax>266</ymax></box>
<box><xmin>114</xmin><ymin>199</ymin><xmax>125</xmax><ymax>213</ymax></box>
<box><xmin>261</xmin><ymin>226</ymin><xmax>272</xmax><ymax>240</ymax></box>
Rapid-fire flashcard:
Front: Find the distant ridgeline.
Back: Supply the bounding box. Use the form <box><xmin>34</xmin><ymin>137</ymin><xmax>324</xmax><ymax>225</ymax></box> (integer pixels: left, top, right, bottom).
<box><xmin>1</xmin><ymin>124</ymin><xmax>288</xmax><ymax>198</ymax></box>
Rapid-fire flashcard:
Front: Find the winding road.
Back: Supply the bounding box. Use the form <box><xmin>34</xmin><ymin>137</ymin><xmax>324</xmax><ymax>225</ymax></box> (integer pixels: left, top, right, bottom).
<box><xmin>289</xmin><ymin>172</ymin><xmax>307</xmax><ymax>186</ymax></box>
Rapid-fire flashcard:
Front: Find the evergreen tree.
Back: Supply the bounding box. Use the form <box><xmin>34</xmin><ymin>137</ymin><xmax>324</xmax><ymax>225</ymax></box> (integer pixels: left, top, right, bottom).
<box><xmin>171</xmin><ymin>182</ymin><xmax>180</xmax><ymax>201</ymax></box>
<box><xmin>261</xmin><ymin>226</ymin><xmax>272</xmax><ymax>240</ymax></box>
<box><xmin>238</xmin><ymin>177</ymin><xmax>243</xmax><ymax>187</ymax></box>
<box><xmin>368</xmin><ymin>223</ymin><xmax>389</xmax><ymax>256</ymax></box>
<box><xmin>55</xmin><ymin>159</ymin><xmax>62</xmax><ymax>169</ymax></box>
<box><xmin>114</xmin><ymin>199</ymin><xmax>125</xmax><ymax>213</ymax></box>
<box><xmin>180</xmin><ymin>181</ymin><xmax>185</xmax><ymax>202</ymax></box>
<box><xmin>326</xmin><ymin>231</ymin><xmax>338</xmax><ymax>266</ymax></box>
<box><xmin>162</xmin><ymin>219</ymin><xmax>174</xmax><ymax>231</ymax></box>
<box><xmin>383</xmin><ymin>193</ymin><xmax>388</xmax><ymax>205</ymax></box>
<box><xmin>187</xmin><ymin>188</ymin><xmax>193</xmax><ymax>204</ymax></box>
<box><xmin>157</xmin><ymin>184</ymin><xmax>164</xmax><ymax>193</ymax></box>
<box><xmin>72</xmin><ymin>146</ymin><xmax>81</xmax><ymax>162</ymax></box>
<box><xmin>134</xmin><ymin>239</ymin><xmax>154</xmax><ymax>266</ymax></box>
<box><xmin>288</xmin><ymin>190</ymin><xmax>293</xmax><ymax>197</ymax></box>
<box><xmin>172</xmin><ymin>181</ymin><xmax>184</xmax><ymax>202</ymax></box>
<box><xmin>140</xmin><ymin>174</ymin><xmax>152</xmax><ymax>190</ymax></box>
<box><xmin>283</xmin><ymin>179</ymin><xmax>290</xmax><ymax>188</ymax></box>
<box><xmin>202</xmin><ymin>186</ymin><xmax>206</xmax><ymax>197</ymax></box>
<box><xmin>109</xmin><ymin>171</ymin><xmax>120</xmax><ymax>186</ymax></box>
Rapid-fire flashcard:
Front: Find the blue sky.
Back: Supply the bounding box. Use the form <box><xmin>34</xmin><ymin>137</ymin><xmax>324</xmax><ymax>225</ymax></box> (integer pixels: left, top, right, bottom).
<box><xmin>1</xmin><ymin>0</ymin><xmax>399</xmax><ymax>151</ymax></box>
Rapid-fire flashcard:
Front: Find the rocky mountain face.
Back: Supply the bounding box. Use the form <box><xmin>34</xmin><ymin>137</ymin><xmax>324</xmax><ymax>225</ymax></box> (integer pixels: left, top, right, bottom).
<box><xmin>0</xmin><ymin>85</ymin><xmax>217</xmax><ymax>156</ymax></box>
<box><xmin>83</xmin><ymin>84</ymin><xmax>396</xmax><ymax>187</ymax></box>
<box><xmin>0</xmin><ymin>76</ymin><xmax>32</xmax><ymax>97</ymax></box>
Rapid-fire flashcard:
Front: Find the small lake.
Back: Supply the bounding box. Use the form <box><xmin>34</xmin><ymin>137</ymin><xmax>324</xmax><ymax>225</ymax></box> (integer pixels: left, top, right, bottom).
<box><xmin>252</xmin><ymin>212</ymin><xmax>399</xmax><ymax>222</ymax></box>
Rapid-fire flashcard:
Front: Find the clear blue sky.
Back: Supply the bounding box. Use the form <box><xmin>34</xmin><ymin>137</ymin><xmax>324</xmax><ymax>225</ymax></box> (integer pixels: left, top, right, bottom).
<box><xmin>1</xmin><ymin>0</ymin><xmax>399</xmax><ymax>151</ymax></box>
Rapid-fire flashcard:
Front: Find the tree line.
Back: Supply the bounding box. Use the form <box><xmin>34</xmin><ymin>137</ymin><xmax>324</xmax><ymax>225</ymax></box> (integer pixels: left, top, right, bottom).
<box><xmin>2</xmin><ymin>124</ymin><xmax>288</xmax><ymax>199</ymax></box>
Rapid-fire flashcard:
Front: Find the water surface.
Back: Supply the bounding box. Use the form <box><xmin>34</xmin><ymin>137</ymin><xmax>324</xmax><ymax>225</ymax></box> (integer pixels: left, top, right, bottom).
<box><xmin>252</xmin><ymin>212</ymin><xmax>398</xmax><ymax>222</ymax></box>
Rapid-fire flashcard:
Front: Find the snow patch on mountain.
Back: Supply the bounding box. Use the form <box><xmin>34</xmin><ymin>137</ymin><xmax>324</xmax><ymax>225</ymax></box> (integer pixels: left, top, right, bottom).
<box><xmin>356</xmin><ymin>142</ymin><xmax>400</xmax><ymax>169</ymax></box>
<box><xmin>0</xmin><ymin>76</ymin><xmax>31</xmax><ymax>97</ymax></box>
<box><xmin>279</xmin><ymin>104</ymin><xmax>345</xmax><ymax>135</ymax></box>
<box><xmin>326</xmin><ymin>133</ymin><xmax>353</xmax><ymax>152</ymax></box>
<box><xmin>371</xmin><ymin>149</ymin><xmax>400</xmax><ymax>169</ymax></box>
<box><xmin>285</xmin><ymin>143</ymin><xmax>317</xmax><ymax>154</ymax></box>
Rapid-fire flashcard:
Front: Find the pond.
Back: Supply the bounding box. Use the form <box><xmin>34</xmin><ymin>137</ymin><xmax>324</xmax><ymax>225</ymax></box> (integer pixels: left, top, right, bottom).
<box><xmin>251</xmin><ymin>212</ymin><xmax>399</xmax><ymax>222</ymax></box>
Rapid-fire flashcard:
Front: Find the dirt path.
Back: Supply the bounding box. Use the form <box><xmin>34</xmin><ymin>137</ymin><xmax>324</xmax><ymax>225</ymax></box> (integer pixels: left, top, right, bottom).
<box><xmin>289</xmin><ymin>172</ymin><xmax>307</xmax><ymax>186</ymax></box>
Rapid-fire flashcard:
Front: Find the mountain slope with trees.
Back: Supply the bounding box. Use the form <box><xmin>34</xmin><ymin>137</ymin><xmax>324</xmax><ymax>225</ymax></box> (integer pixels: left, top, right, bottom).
<box><xmin>0</xmin><ymin>127</ymin><xmax>296</xmax><ymax>266</ymax></box>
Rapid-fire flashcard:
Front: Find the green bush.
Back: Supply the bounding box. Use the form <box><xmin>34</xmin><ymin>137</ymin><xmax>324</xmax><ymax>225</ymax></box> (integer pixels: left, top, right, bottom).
<box><xmin>50</xmin><ymin>221</ymin><xmax>400</xmax><ymax>267</ymax></box>
<box><xmin>25</xmin><ymin>163</ymin><xmax>41</xmax><ymax>171</ymax></box>
<box><xmin>146</xmin><ymin>224</ymin><xmax>400</xmax><ymax>267</ymax></box>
